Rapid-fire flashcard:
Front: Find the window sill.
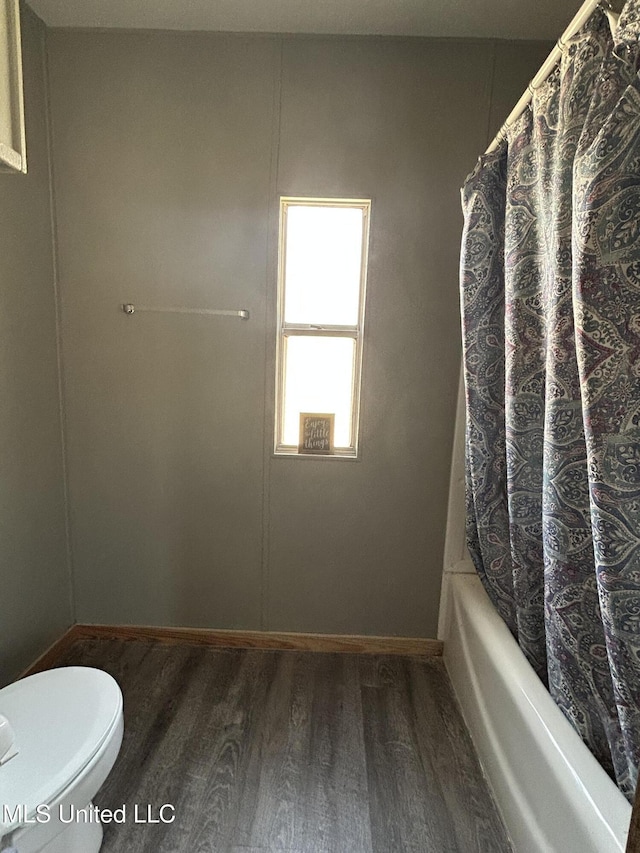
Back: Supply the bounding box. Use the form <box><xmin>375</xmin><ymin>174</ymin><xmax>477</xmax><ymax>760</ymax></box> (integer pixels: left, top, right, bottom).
<box><xmin>273</xmin><ymin>449</ymin><xmax>360</xmax><ymax>461</ymax></box>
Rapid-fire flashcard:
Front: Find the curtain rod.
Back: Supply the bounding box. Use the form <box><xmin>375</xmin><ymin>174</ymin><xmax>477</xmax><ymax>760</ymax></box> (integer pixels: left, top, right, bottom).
<box><xmin>485</xmin><ymin>0</ymin><xmax>620</xmax><ymax>153</ymax></box>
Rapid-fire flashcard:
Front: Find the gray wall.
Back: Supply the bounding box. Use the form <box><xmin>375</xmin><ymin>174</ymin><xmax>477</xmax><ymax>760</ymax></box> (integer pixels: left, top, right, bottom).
<box><xmin>46</xmin><ymin>30</ymin><xmax>548</xmax><ymax>637</ymax></box>
<box><xmin>0</xmin><ymin>6</ymin><xmax>71</xmax><ymax>685</ymax></box>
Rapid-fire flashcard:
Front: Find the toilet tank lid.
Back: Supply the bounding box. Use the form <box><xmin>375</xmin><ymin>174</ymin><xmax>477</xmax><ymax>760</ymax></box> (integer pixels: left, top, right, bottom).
<box><xmin>0</xmin><ymin>667</ymin><xmax>123</xmax><ymax>836</ymax></box>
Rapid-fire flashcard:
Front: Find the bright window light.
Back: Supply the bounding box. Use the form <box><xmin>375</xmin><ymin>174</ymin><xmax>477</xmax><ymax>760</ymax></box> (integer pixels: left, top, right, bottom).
<box><xmin>284</xmin><ymin>206</ymin><xmax>363</xmax><ymax>326</ymax></box>
<box><xmin>283</xmin><ymin>336</ymin><xmax>356</xmax><ymax>447</ymax></box>
<box><xmin>275</xmin><ymin>198</ymin><xmax>370</xmax><ymax>457</ymax></box>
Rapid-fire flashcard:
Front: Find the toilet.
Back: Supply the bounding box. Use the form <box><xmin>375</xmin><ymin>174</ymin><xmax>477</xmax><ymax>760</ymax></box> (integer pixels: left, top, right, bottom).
<box><xmin>0</xmin><ymin>667</ymin><xmax>123</xmax><ymax>853</ymax></box>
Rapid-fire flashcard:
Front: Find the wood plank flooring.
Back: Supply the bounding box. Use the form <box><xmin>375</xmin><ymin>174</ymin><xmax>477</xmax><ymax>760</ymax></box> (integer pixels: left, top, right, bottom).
<box><xmin>54</xmin><ymin>639</ymin><xmax>512</xmax><ymax>852</ymax></box>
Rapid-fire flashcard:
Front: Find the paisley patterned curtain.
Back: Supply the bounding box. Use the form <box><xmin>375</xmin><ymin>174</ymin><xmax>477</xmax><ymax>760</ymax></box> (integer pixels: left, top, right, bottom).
<box><xmin>460</xmin><ymin>1</ymin><xmax>640</xmax><ymax>801</ymax></box>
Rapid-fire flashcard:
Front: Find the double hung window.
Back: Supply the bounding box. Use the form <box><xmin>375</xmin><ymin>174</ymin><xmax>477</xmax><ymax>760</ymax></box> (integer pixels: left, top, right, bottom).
<box><xmin>275</xmin><ymin>197</ymin><xmax>371</xmax><ymax>457</ymax></box>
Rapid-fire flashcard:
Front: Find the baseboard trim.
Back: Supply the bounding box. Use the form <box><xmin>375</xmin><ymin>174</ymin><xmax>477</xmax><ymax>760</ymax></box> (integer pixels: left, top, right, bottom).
<box><xmin>19</xmin><ymin>625</ymin><xmax>84</xmax><ymax>679</ymax></box>
<box><xmin>73</xmin><ymin>623</ymin><xmax>443</xmax><ymax>656</ymax></box>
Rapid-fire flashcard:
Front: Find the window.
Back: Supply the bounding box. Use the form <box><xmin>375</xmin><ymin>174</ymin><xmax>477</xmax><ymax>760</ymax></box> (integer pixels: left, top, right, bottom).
<box><xmin>0</xmin><ymin>0</ymin><xmax>27</xmax><ymax>173</ymax></box>
<box><xmin>275</xmin><ymin>197</ymin><xmax>371</xmax><ymax>457</ymax></box>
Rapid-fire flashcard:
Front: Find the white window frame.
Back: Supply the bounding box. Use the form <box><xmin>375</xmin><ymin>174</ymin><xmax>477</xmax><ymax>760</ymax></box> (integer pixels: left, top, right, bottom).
<box><xmin>0</xmin><ymin>0</ymin><xmax>27</xmax><ymax>173</ymax></box>
<box><xmin>274</xmin><ymin>196</ymin><xmax>371</xmax><ymax>458</ymax></box>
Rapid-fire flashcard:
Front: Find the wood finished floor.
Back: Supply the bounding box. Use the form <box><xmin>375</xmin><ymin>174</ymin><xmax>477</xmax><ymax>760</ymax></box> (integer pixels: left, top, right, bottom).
<box><xmin>55</xmin><ymin>639</ymin><xmax>512</xmax><ymax>852</ymax></box>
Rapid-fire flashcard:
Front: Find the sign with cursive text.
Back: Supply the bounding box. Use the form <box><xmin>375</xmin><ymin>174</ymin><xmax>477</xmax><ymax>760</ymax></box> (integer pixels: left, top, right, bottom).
<box><xmin>298</xmin><ymin>413</ymin><xmax>335</xmax><ymax>455</ymax></box>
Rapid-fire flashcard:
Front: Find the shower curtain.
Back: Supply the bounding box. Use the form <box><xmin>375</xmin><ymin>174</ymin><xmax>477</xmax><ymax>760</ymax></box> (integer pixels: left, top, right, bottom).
<box><xmin>460</xmin><ymin>2</ymin><xmax>640</xmax><ymax>800</ymax></box>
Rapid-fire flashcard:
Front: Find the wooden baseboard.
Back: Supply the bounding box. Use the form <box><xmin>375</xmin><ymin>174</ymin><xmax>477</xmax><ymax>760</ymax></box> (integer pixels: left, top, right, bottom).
<box><xmin>18</xmin><ymin>624</ymin><xmax>442</xmax><ymax>678</ymax></box>
<box><xmin>73</xmin><ymin>623</ymin><xmax>443</xmax><ymax>657</ymax></box>
<box><xmin>18</xmin><ymin>625</ymin><xmax>85</xmax><ymax>679</ymax></box>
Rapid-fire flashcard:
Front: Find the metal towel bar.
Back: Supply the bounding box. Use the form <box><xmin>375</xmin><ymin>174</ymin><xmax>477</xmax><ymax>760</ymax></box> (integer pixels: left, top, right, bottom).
<box><xmin>121</xmin><ymin>304</ymin><xmax>249</xmax><ymax>320</ymax></box>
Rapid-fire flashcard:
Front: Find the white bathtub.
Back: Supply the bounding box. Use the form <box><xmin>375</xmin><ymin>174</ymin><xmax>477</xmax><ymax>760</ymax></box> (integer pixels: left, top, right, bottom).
<box><xmin>443</xmin><ymin>570</ymin><xmax>632</xmax><ymax>853</ymax></box>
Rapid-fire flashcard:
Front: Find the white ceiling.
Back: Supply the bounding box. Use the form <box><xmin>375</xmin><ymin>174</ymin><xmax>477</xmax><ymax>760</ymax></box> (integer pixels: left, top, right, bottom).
<box><xmin>27</xmin><ymin>0</ymin><xmax>581</xmax><ymax>41</ymax></box>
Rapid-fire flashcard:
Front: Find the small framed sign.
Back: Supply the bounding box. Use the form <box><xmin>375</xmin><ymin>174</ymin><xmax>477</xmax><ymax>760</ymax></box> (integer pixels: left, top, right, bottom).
<box><xmin>299</xmin><ymin>413</ymin><xmax>335</xmax><ymax>455</ymax></box>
